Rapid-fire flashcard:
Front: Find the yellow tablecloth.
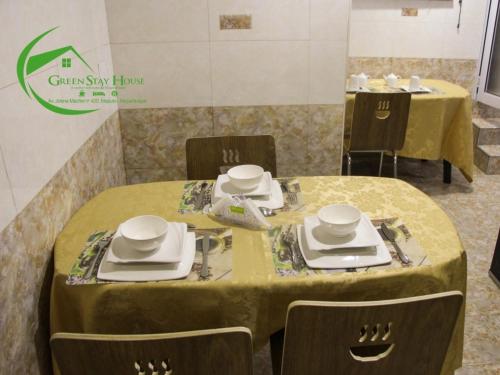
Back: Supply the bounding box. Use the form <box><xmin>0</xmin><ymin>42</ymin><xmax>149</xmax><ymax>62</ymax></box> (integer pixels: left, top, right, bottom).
<box><xmin>345</xmin><ymin>79</ymin><xmax>474</xmax><ymax>182</ymax></box>
<box><xmin>51</xmin><ymin>177</ymin><xmax>466</xmax><ymax>374</ymax></box>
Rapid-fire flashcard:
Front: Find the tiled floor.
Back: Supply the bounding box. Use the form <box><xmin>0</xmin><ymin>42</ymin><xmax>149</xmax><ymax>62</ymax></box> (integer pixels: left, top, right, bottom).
<box><xmin>253</xmin><ymin>159</ymin><xmax>500</xmax><ymax>374</ymax></box>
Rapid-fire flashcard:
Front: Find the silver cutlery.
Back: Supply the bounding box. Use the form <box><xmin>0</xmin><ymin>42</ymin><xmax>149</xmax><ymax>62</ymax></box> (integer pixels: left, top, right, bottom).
<box><xmin>196</xmin><ymin>182</ymin><xmax>208</xmax><ymax>210</ymax></box>
<box><xmin>282</xmin><ymin>228</ymin><xmax>305</xmax><ymax>271</ymax></box>
<box><xmin>381</xmin><ymin>223</ymin><xmax>410</xmax><ymax>265</ymax></box>
<box><xmin>200</xmin><ymin>233</ymin><xmax>210</xmax><ymax>279</ymax></box>
<box><xmin>258</xmin><ymin>206</ymin><xmax>276</xmax><ymax>217</ymax></box>
<box><xmin>84</xmin><ymin>236</ymin><xmax>112</xmax><ymax>279</ymax></box>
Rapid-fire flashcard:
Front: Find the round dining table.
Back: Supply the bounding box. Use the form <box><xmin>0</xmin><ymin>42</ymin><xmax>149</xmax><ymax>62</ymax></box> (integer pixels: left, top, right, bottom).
<box><xmin>50</xmin><ymin>176</ymin><xmax>466</xmax><ymax>374</ymax></box>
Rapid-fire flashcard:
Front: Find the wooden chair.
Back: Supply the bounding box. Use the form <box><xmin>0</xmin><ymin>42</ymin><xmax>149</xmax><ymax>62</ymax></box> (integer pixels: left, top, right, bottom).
<box><xmin>279</xmin><ymin>291</ymin><xmax>463</xmax><ymax>375</ymax></box>
<box><xmin>186</xmin><ymin>135</ymin><xmax>277</xmax><ymax>180</ymax></box>
<box><xmin>346</xmin><ymin>92</ymin><xmax>411</xmax><ymax>178</ymax></box>
<box><xmin>51</xmin><ymin>327</ymin><xmax>253</xmax><ymax>375</ymax></box>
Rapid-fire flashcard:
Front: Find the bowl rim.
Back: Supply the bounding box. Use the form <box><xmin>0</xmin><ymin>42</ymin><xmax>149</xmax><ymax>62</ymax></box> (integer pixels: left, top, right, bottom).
<box><xmin>121</xmin><ymin>215</ymin><xmax>169</xmax><ymax>241</ymax></box>
<box><xmin>227</xmin><ymin>164</ymin><xmax>264</xmax><ymax>181</ymax></box>
<box><xmin>317</xmin><ymin>204</ymin><xmax>361</xmax><ymax>226</ymax></box>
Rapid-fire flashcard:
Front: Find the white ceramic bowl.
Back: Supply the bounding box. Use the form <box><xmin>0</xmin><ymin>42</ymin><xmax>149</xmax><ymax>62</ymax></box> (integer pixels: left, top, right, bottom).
<box><xmin>227</xmin><ymin>164</ymin><xmax>264</xmax><ymax>190</ymax></box>
<box><xmin>317</xmin><ymin>204</ymin><xmax>361</xmax><ymax>237</ymax></box>
<box><xmin>120</xmin><ymin>215</ymin><xmax>168</xmax><ymax>251</ymax></box>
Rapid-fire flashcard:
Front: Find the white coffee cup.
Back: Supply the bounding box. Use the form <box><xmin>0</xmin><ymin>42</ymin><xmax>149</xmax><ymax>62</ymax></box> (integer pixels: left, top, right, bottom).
<box><xmin>349</xmin><ymin>74</ymin><xmax>360</xmax><ymax>91</ymax></box>
<box><xmin>384</xmin><ymin>73</ymin><xmax>401</xmax><ymax>88</ymax></box>
<box><xmin>358</xmin><ymin>72</ymin><xmax>369</xmax><ymax>87</ymax></box>
<box><xmin>409</xmin><ymin>75</ymin><xmax>421</xmax><ymax>91</ymax></box>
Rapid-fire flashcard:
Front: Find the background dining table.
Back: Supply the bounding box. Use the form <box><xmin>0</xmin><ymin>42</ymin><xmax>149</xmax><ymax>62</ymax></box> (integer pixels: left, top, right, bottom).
<box><xmin>345</xmin><ymin>79</ymin><xmax>474</xmax><ymax>182</ymax></box>
<box><xmin>50</xmin><ymin>176</ymin><xmax>466</xmax><ymax>375</ymax></box>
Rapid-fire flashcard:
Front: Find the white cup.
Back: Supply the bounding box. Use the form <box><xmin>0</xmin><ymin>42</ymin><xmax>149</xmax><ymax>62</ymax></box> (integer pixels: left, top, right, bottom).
<box><xmin>409</xmin><ymin>75</ymin><xmax>421</xmax><ymax>91</ymax></box>
<box><xmin>349</xmin><ymin>74</ymin><xmax>360</xmax><ymax>91</ymax></box>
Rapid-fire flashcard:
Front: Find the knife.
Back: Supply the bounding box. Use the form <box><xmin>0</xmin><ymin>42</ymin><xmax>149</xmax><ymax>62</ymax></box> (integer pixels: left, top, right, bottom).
<box><xmin>381</xmin><ymin>223</ymin><xmax>410</xmax><ymax>265</ymax></box>
<box><xmin>200</xmin><ymin>234</ymin><xmax>210</xmax><ymax>279</ymax></box>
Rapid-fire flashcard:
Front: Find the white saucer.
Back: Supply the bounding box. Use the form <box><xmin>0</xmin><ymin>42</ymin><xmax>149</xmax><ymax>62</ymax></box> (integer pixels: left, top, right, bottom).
<box><xmin>400</xmin><ymin>85</ymin><xmax>432</xmax><ymax>93</ymax></box>
<box><xmin>107</xmin><ymin>222</ymin><xmax>187</xmax><ymax>264</ymax></box>
<box><xmin>304</xmin><ymin>214</ymin><xmax>380</xmax><ymax>251</ymax></box>
<box><xmin>213</xmin><ymin>172</ymin><xmax>272</xmax><ymax>199</ymax></box>
<box><xmin>297</xmin><ymin>225</ymin><xmax>391</xmax><ymax>269</ymax></box>
<box><xmin>97</xmin><ymin>232</ymin><xmax>195</xmax><ymax>281</ymax></box>
<box><xmin>249</xmin><ymin>180</ymin><xmax>284</xmax><ymax>210</ymax></box>
<box><xmin>346</xmin><ymin>86</ymin><xmax>371</xmax><ymax>93</ymax></box>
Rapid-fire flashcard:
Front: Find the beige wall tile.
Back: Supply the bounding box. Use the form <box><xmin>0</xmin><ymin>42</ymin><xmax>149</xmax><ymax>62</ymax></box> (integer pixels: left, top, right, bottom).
<box><xmin>111</xmin><ymin>43</ymin><xmax>212</xmax><ymax>108</ymax></box>
<box><xmin>309</xmin><ymin>41</ymin><xmax>348</xmax><ymax>104</ymax></box>
<box><xmin>310</xmin><ymin>0</ymin><xmax>350</xmax><ymax>41</ymax></box>
<box><xmin>105</xmin><ymin>0</ymin><xmax>209</xmax><ymax>43</ymax></box>
<box><xmin>211</xmin><ymin>41</ymin><xmax>309</xmax><ymax>106</ymax></box>
<box><xmin>209</xmin><ymin>0</ymin><xmax>309</xmax><ymax>41</ymax></box>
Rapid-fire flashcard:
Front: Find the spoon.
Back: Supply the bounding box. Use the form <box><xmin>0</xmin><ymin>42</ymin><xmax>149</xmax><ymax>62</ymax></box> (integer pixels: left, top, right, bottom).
<box><xmin>259</xmin><ymin>206</ymin><xmax>276</xmax><ymax>217</ymax></box>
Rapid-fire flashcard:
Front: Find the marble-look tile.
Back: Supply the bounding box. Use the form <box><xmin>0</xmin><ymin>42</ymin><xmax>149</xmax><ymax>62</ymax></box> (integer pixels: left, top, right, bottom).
<box><xmin>219</xmin><ymin>14</ymin><xmax>252</xmax><ymax>30</ymax></box>
<box><xmin>347</xmin><ymin>57</ymin><xmax>478</xmax><ymax>93</ymax></box>
<box><xmin>307</xmin><ymin>104</ymin><xmax>344</xmax><ymax>176</ymax></box>
<box><xmin>127</xmin><ymin>168</ymin><xmax>186</xmax><ymax>185</ymax></box>
<box><xmin>439</xmin><ymin>59</ymin><xmax>478</xmax><ymax>94</ymax></box>
<box><xmin>391</xmin><ymin>58</ymin><xmax>443</xmax><ymax>80</ymax></box>
<box><xmin>213</xmin><ymin>105</ymin><xmax>310</xmax><ymax>176</ymax></box>
<box><xmin>0</xmin><ymin>111</ymin><xmax>125</xmax><ymax>375</ymax></box>
<box><xmin>347</xmin><ymin>57</ymin><xmax>393</xmax><ymax>79</ymax></box>
<box><xmin>120</xmin><ymin>107</ymin><xmax>213</xmax><ymax>173</ymax></box>
<box><xmin>474</xmin><ymin>102</ymin><xmax>500</xmax><ymax>119</ymax></box>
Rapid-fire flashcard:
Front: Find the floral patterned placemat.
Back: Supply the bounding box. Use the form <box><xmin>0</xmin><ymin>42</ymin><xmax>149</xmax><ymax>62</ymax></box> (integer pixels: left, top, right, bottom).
<box><xmin>268</xmin><ymin>217</ymin><xmax>430</xmax><ymax>277</ymax></box>
<box><xmin>66</xmin><ymin>227</ymin><xmax>232</xmax><ymax>285</ymax></box>
<box><xmin>178</xmin><ymin>178</ymin><xmax>304</xmax><ymax>214</ymax></box>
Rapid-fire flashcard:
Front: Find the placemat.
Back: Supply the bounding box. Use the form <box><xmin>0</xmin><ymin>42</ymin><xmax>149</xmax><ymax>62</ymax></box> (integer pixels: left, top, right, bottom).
<box><xmin>66</xmin><ymin>227</ymin><xmax>232</xmax><ymax>285</ymax></box>
<box><xmin>268</xmin><ymin>217</ymin><xmax>430</xmax><ymax>277</ymax></box>
<box><xmin>178</xmin><ymin>178</ymin><xmax>304</xmax><ymax>214</ymax></box>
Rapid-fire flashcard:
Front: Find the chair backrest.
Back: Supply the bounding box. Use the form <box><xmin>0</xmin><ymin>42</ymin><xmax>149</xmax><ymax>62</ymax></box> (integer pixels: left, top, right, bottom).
<box><xmin>281</xmin><ymin>291</ymin><xmax>463</xmax><ymax>375</ymax></box>
<box><xmin>51</xmin><ymin>327</ymin><xmax>253</xmax><ymax>375</ymax></box>
<box><xmin>186</xmin><ymin>135</ymin><xmax>277</xmax><ymax>180</ymax></box>
<box><xmin>348</xmin><ymin>92</ymin><xmax>411</xmax><ymax>152</ymax></box>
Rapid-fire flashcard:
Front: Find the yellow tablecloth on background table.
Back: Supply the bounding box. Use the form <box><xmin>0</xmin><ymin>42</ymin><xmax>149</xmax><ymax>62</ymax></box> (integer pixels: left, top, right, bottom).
<box><xmin>51</xmin><ymin>177</ymin><xmax>466</xmax><ymax>374</ymax></box>
<box><xmin>345</xmin><ymin>79</ymin><xmax>474</xmax><ymax>182</ymax></box>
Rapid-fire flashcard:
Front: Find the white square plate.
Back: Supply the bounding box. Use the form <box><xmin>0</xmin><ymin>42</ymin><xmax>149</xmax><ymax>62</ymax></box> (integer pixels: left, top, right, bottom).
<box><xmin>248</xmin><ymin>180</ymin><xmax>284</xmax><ymax>210</ymax></box>
<box><xmin>400</xmin><ymin>85</ymin><xmax>432</xmax><ymax>94</ymax></box>
<box><xmin>97</xmin><ymin>232</ymin><xmax>195</xmax><ymax>281</ymax></box>
<box><xmin>213</xmin><ymin>172</ymin><xmax>272</xmax><ymax>199</ymax></box>
<box><xmin>297</xmin><ymin>225</ymin><xmax>391</xmax><ymax>269</ymax></box>
<box><xmin>304</xmin><ymin>214</ymin><xmax>380</xmax><ymax>251</ymax></box>
<box><xmin>107</xmin><ymin>222</ymin><xmax>187</xmax><ymax>264</ymax></box>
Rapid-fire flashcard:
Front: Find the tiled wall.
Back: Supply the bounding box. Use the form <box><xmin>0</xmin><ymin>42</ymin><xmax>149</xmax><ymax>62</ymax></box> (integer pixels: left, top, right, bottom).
<box><xmin>107</xmin><ymin>0</ymin><xmax>350</xmax><ymax>182</ymax></box>
<box><xmin>0</xmin><ymin>1</ymin><xmax>126</xmax><ymax>374</ymax></box>
<box><xmin>0</xmin><ymin>0</ymin><xmax>117</xmax><ymax>231</ymax></box>
<box><xmin>350</xmin><ymin>0</ymin><xmax>487</xmax><ymax>60</ymax></box>
<box><xmin>121</xmin><ymin>104</ymin><xmax>345</xmax><ymax>183</ymax></box>
<box><xmin>348</xmin><ymin>57</ymin><xmax>478</xmax><ymax>93</ymax></box>
<box><xmin>348</xmin><ymin>0</ymin><xmax>488</xmax><ymax>95</ymax></box>
<box><xmin>0</xmin><ymin>112</ymin><xmax>125</xmax><ymax>374</ymax></box>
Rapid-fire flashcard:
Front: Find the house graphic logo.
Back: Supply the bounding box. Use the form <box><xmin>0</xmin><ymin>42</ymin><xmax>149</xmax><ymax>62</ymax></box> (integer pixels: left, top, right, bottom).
<box><xmin>17</xmin><ymin>27</ymin><xmax>99</xmax><ymax>115</ymax></box>
<box><xmin>17</xmin><ymin>27</ymin><xmax>145</xmax><ymax>116</ymax></box>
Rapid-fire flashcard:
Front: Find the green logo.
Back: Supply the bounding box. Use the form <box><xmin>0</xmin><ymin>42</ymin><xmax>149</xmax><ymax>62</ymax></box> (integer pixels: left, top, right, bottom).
<box><xmin>17</xmin><ymin>27</ymin><xmax>98</xmax><ymax>115</ymax></box>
